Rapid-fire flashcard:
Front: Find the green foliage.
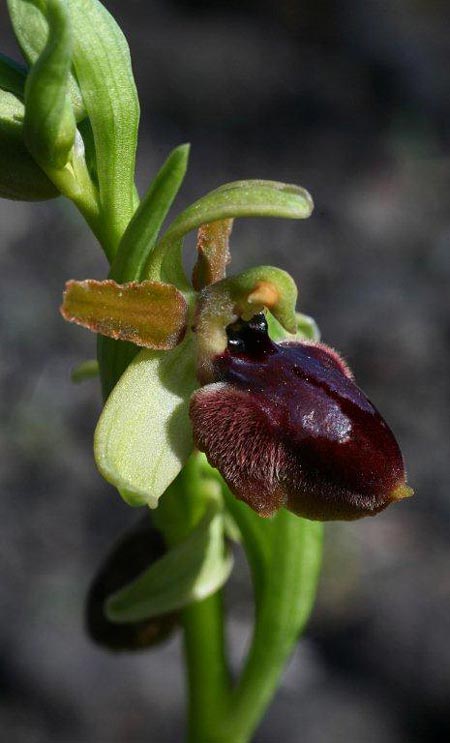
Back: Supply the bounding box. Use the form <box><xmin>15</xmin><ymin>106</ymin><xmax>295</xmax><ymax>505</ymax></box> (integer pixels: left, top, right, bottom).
<box><xmin>99</xmin><ymin>144</ymin><xmax>191</xmax><ymax>397</ymax></box>
<box><xmin>221</xmin><ymin>486</ymin><xmax>324</xmax><ymax>740</ymax></box>
<box><xmin>2</xmin><ymin>2</ymin><xmax>326</xmax><ymax>740</ymax></box>
<box><xmin>68</xmin><ymin>0</ymin><xmax>140</xmax><ymax>255</ymax></box>
<box><xmin>0</xmin><ymin>86</ymin><xmax>59</xmax><ymax>200</ymax></box>
<box><xmin>147</xmin><ymin>178</ymin><xmax>314</xmax><ymax>287</ymax></box>
<box><xmin>111</xmin><ymin>144</ymin><xmax>191</xmax><ymax>283</ymax></box>
<box><xmin>7</xmin><ymin>0</ymin><xmax>86</xmax><ymax>119</ymax></box>
<box><xmin>106</xmin><ymin>503</ymin><xmax>233</xmax><ymax>623</ymax></box>
<box><xmin>24</xmin><ymin>0</ymin><xmax>76</xmax><ymax>170</ymax></box>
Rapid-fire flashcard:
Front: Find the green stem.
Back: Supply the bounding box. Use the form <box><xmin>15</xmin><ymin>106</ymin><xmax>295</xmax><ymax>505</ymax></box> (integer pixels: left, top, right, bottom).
<box><xmin>218</xmin><ymin>505</ymin><xmax>323</xmax><ymax>742</ymax></box>
<box><xmin>224</xmin><ymin>516</ymin><xmax>301</xmax><ymax>739</ymax></box>
<box><xmin>182</xmin><ymin>591</ymin><xmax>231</xmax><ymax>743</ymax></box>
<box><xmin>154</xmin><ymin>456</ymin><xmax>232</xmax><ymax>742</ymax></box>
<box><xmin>47</xmin><ymin>132</ymin><xmax>126</xmax><ymax>261</ymax></box>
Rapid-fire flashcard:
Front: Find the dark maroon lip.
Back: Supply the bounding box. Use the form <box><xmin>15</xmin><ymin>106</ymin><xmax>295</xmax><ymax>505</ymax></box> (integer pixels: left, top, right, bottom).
<box><xmin>217</xmin><ymin>341</ymin><xmax>375</xmax><ymax>411</ymax></box>
<box><xmin>217</xmin><ymin>340</ymin><xmax>402</xmax><ymax>474</ymax></box>
<box><xmin>190</xmin><ymin>314</ymin><xmax>408</xmax><ymax>520</ymax></box>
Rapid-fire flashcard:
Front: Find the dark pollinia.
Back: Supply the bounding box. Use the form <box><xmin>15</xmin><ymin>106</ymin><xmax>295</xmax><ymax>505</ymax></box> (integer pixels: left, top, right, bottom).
<box><xmin>190</xmin><ymin>314</ymin><xmax>412</xmax><ymax>520</ymax></box>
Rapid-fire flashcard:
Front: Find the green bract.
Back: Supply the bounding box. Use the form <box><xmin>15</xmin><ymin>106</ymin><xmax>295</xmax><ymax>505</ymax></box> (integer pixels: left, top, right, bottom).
<box><xmin>220</xmin><ymin>481</ymin><xmax>323</xmax><ymax>739</ymax></box>
<box><xmin>106</xmin><ymin>502</ymin><xmax>233</xmax><ymax>622</ymax></box>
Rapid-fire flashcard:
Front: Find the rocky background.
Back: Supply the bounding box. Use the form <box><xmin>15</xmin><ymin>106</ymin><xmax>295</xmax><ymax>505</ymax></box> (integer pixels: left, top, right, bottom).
<box><xmin>0</xmin><ymin>0</ymin><xmax>449</xmax><ymax>741</ymax></box>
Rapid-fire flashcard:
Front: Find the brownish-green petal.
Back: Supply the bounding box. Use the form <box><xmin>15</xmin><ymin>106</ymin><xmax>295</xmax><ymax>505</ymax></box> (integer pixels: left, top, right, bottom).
<box><xmin>192</xmin><ymin>219</ymin><xmax>233</xmax><ymax>290</ymax></box>
<box><xmin>61</xmin><ymin>279</ymin><xmax>188</xmax><ymax>350</ymax></box>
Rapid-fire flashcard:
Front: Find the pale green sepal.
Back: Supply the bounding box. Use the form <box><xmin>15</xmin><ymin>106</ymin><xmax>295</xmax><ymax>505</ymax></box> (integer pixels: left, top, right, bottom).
<box><xmin>169</xmin><ymin>179</ymin><xmax>314</xmax><ymax>237</ymax></box>
<box><xmin>24</xmin><ymin>0</ymin><xmax>76</xmax><ymax>171</ymax></box>
<box><xmin>0</xmin><ymin>87</ymin><xmax>24</xmax><ymax>131</ymax></box>
<box><xmin>94</xmin><ymin>334</ymin><xmax>197</xmax><ymax>508</ymax></box>
<box><xmin>68</xmin><ymin>0</ymin><xmax>140</xmax><ymax>256</ymax></box>
<box><xmin>106</xmin><ymin>503</ymin><xmax>233</xmax><ymax>623</ymax></box>
<box><xmin>118</xmin><ymin>487</ymin><xmax>149</xmax><ymax>508</ymax></box>
<box><xmin>7</xmin><ymin>0</ymin><xmax>86</xmax><ymax>120</ymax></box>
<box><xmin>146</xmin><ymin>179</ymin><xmax>314</xmax><ymax>287</ymax></box>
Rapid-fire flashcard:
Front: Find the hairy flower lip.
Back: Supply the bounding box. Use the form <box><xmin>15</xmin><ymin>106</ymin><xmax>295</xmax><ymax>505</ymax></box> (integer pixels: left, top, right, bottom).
<box><xmin>190</xmin><ymin>314</ymin><xmax>411</xmax><ymax>521</ymax></box>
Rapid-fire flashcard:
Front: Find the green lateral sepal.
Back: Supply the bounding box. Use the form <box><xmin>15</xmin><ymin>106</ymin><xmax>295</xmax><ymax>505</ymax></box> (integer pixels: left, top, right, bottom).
<box><xmin>94</xmin><ymin>335</ymin><xmax>198</xmax><ymax>508</ymax></box>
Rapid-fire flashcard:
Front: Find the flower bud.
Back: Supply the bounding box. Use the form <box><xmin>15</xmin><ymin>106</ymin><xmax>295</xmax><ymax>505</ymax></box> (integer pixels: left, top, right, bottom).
<box><xmin>190</xmin><ymin>314</ymin><xmax>412</xmax><ymax>520</ymax></box>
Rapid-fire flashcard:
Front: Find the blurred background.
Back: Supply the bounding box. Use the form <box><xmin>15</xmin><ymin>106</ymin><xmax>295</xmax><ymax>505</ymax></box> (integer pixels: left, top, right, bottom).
<box><xmin>1</xmin><ymin>0</ymin><xmax>450</xmax><ymax>741</ymax></box>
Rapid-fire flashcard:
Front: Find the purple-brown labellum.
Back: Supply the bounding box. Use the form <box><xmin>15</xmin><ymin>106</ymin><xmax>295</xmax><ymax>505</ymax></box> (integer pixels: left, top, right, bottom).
<box><xmin>190</xmin><ymin>314</ymin><xmax>412</xmax><ymax>520</ymax></box>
